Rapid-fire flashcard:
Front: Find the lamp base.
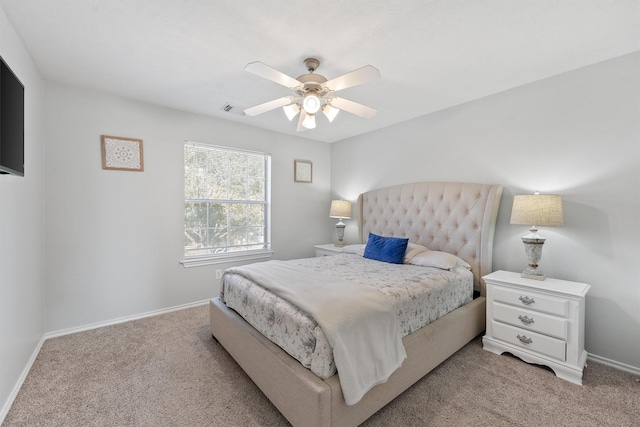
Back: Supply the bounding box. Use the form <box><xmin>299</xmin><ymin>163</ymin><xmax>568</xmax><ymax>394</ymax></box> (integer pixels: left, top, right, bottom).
<box><xmin>334</xmin><ymin>223</ymin><xmax>346</xmax><ymax>247</ymax></box>
<box><xmin>521</xmin><ymin>235</ymin><xmax>546</xmax><ymax>281</ymax></box>
<box><xmin>521</xmin><ymin>268</ymin><xmax>546</xmax><ymax>281</ymax></box>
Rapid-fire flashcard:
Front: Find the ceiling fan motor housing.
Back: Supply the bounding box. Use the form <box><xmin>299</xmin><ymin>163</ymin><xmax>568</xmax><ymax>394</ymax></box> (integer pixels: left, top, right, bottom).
<box><xmin>296</xmin><ymin>73</ymin><xmax>328</xmax><ymax>96</ymax></box>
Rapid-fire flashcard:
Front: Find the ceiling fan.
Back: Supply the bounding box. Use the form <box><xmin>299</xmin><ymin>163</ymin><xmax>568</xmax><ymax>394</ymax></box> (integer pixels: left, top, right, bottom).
<box><xmin>243</xmin><ymin>58</ymin><xmax>381</xmax><ymax>131</ymax></box>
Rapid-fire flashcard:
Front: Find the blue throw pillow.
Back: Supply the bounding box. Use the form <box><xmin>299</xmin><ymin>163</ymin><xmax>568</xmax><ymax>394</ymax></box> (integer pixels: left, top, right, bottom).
<box><xmin>363</xmin><ymin>233</ymin><xmax>409</xmax><ymax>264</ymax></box>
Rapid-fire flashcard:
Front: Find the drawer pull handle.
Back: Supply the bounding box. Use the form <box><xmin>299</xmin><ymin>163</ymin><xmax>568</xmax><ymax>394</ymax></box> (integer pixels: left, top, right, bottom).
<box><xmin>518</xmin><ymin>315</ymin><xmax>535</xmax><ymax>325</ymax></box>
<box><xmin>517</xmin><ymin>334</ymin><xmax>533</xmax><ymax>345</ymax></box>
<box><xmin>519</xmin><ymin>296</ymin><xmax>535</xmax><ymax>306</ymax></box>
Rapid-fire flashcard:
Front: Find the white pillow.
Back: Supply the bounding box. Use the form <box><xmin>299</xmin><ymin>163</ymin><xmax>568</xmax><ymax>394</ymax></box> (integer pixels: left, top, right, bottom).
<box><xmin>408</xmin><ymin>250</ymin><xmax>471</xmax><ymax>271</ymax></box>
<box><xmin>404</xmin><ymin>243</ymin><xmax>429</xmax><ymax>263</ymax></box>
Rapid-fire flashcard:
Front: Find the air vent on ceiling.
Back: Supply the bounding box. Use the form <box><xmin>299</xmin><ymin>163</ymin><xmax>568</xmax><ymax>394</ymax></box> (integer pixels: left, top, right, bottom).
<box><xmin>221</xmin><ymin>102</ymin><xmax>246</xmax><ymax>115</ymax></box>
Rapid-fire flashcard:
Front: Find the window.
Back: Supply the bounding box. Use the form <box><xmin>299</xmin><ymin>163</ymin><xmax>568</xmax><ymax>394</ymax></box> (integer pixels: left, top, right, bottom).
<box><xmin>183</xmin><ymin>142</ymin><xmax>271</xmax><ymax>265</ymax></box>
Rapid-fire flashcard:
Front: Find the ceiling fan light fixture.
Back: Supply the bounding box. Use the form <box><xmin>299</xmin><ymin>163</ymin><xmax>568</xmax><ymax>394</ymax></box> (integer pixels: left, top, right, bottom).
<box><xmin>301</xmin><ymin>112</ymin><xmax>316</xmax><ymax>129</ymax></box>
<box><xmin>322</xmin><ymin>104</ymin><xmax>340</xmax><ymax>122</ymax></box>
<box><xmin>302</xmin><ymin>94</ymin><xmax>321</xmax><ymax>114</ymax></box>
<box><xmin>283</xmin><ymin>103</ymin><xmax>301</xmax><ymax>121</ymax></box>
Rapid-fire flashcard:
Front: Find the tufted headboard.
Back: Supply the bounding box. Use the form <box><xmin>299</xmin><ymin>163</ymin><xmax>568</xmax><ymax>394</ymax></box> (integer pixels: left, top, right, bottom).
<box><xmin>357</xmin><ymin>182</ymin><xmax>503</xmax><ymax>295</ymax></box>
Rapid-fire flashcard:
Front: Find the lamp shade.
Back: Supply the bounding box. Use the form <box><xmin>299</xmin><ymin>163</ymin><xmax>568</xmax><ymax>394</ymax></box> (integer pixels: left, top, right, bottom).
<box><xmin>329</xmin><ymin>200</ymin><xmax>351</xmax><ymax>219</ymax></box>
<box><xmin>322</xmin><ymin>104</ymin><xmax>340</xmax><ymax>122</ymax></box>
<box><xmin>283</xmin><ymin>103</ymin><xmax>301</xmax><ymax>121</ymax></box>
<box><xmin>510</xmin><ymin>194</ymin><xmax>564</xmax><ymax>227</ymax></box>
<box><xmin>301</xmin><ymin>112</ymin><xmax>316</xmax><ymax>129</ymax></box>
<box><xmin>303</xmin><ymin>94</ymin><xmax>321</xmax><ymax>114</ymax></box>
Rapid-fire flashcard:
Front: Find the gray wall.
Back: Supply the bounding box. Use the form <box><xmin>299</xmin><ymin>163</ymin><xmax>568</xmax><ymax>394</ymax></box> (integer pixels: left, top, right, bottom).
<box><xmin>331</xmin><ymin>52</ymin><xmax>640</xmax><ymax>371</ymax></box>
<box><xmin>43</xmin><ymin>82</ymin><xmax>331</xmax><ymax>332</ymax></box>
<box><xmin>0</xmin><ymin>6</ymin><xmax>46</xmax><ymax>418</ymax></box>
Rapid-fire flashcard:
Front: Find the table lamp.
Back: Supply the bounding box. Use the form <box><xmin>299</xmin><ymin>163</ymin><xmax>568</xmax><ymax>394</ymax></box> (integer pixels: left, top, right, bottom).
<box><xmin>329</xmin><ymin>200</ymin><xmax>351</xmax><ymax>247</ymax></box>
<box><xmin>510</xmin><ymin>193</ymin><xmax>564</xmax><ymax>280</ymax></box>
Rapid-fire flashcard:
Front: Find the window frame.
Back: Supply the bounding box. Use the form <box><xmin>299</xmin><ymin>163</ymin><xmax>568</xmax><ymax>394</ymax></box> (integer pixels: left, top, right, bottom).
<box><xmin>181</xmin><ymin>141</ymin><xmax>272</xmax><ymax>268</ymax></box>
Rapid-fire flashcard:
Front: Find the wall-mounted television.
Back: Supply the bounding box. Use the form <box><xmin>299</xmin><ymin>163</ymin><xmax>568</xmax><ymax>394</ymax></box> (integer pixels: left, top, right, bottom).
<box><xmin>0</xmin><ymin>55</ymin><xmax>25</xmax><ymax>177</ymax></box>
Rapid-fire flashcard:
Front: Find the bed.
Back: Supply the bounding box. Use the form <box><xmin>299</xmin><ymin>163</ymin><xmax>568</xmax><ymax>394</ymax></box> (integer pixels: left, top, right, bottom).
<box><xmin>209</xmin><ymin>181</ymin><xmax>503</xmax><ymax>426</ymax></box>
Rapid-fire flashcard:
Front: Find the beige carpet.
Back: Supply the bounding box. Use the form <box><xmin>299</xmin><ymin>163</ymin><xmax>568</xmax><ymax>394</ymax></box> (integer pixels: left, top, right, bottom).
<box><xmin>3</xmin><ymin>304</ymin><xmax>639</xmax><ymax>427</ymax></box>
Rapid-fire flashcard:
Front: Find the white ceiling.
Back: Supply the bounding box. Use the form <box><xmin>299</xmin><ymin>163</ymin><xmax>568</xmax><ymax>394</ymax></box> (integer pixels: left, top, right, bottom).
<box><xmin>2</xmin><ymin>0</ymin><xmax>638</xmax><ymax>143</ymax></box>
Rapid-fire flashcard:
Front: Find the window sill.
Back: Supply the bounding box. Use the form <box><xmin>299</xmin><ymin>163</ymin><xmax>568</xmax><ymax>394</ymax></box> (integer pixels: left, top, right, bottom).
<box><xmin>180</xmin><ymin>251</ymin><xmax>274</xmax><ymax>268</ymax></box>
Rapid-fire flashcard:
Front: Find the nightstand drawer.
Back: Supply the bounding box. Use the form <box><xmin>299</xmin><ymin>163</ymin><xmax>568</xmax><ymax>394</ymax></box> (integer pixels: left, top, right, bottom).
<box><xmin>493</xmin><ymin>285</ymin><xmax>569</xmax><ymax>317</ymax></box>
<box><xmin>491</xmin><ymin>321</ymin><xmax>566</xmax><ymax>361</ymax></box>
<box><xmin>492</xmin><ymin>302</ymin><xmax>568</xmax><ymax>340</ymax></box>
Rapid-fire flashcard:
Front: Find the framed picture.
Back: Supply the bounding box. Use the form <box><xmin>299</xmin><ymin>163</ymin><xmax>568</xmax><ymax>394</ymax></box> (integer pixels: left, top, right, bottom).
<box><xmin>101</xmin><ymin>135</ymin><xmax>144</xmax><ymax>171</ymax></box>
<box><xmin>294</xmin><ymin>159</ymin><xmax>312</xmax><ymax>183</ymax></box>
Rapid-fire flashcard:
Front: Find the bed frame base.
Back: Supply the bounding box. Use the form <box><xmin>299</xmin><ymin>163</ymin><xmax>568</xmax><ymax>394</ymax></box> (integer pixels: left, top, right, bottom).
<box><xmin>210</xmin><ymin>296</ymin><xmax>486</xmax><ymax>427</ymax></box>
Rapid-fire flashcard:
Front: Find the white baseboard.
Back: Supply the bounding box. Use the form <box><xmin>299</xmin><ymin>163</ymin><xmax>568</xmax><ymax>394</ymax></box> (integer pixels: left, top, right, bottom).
<box><xmin>44</xmin><ymin>299</ymin><xmax>210</xmax><ymax>339</ymax></box>
<box><xmin>0</xmin><ymin>299</ymin><xmax>210</xmax><ymax>424</ymax></box>
<box><xmin>588</xmin><ymin>353</ymin><xmax>640</xmax><ymax>377</ymax></box>
<box><xmin>0</xmin><ymin>335</ymin><xmax>46</xmax><ymax>425</ymax></box>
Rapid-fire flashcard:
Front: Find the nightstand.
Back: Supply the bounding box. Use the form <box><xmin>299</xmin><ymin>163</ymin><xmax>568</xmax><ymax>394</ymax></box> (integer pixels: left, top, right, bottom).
<box><xmin>482</xmin><ymin>270</ymin><xmax>590</xmax><ymax>385</ymax></box>
<box><xmin>313</xmin><ymin>244</ymin><xmax>344</xmax><ymax>257</ymax></box>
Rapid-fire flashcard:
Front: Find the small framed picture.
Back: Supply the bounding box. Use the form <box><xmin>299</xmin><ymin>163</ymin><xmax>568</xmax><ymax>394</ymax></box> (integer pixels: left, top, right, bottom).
<box><xmin>101</xmin><ymin>135</ymin><xmax>144</xmax><ymax>171</ymax></box>
<box><xmin>294</xmin><ymin>159</ymin><xmax>312</xmax><ymax>183</ymax></box>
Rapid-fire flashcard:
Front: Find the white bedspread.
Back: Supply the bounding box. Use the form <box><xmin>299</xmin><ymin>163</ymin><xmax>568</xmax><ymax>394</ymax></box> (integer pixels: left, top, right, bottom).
<box><xmin>224</xmin><ymin>260</ymin><xmax>407</xmax><ymax>405</ymax></box>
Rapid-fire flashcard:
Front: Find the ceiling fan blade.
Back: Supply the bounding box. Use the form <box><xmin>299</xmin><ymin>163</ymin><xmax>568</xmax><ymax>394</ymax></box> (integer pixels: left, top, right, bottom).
<box><xmin>244</xmin><ymin>96</ymin><xmax>294</xmax><ymax>116</ymax></box>
<box><xmin>245</xmin><ymin>61</ymin><xmax>301</xmax><ymax>89</ymax></box>
<box><xmin>330</xmin><ymin>97</ymin><xmax>377</xmax><ymax>119</ymax></box>
<box><xmin>296</xmin><ymin>110</ymin><xmax>307</xmax><ymax>132</ymax></box>
<box><xmin>323</xmin><ymin>65</ymin><xmax>381</xmax><ymax>92</ymax></box>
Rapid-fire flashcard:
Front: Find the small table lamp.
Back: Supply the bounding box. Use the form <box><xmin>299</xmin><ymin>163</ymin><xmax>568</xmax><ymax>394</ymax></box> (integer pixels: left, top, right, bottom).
<box><xmin>510</xmin><ymin>193</ymin><xmax>564</xmax><ymax>280</ymax></box>
<box><xmin>329</xmin><ymin>200</ymin><xmax>352</xmax><ymax>247</ymax></box>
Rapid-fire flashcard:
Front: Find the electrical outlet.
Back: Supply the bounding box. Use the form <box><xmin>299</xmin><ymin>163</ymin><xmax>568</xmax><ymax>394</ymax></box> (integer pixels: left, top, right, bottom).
<box><xmin>215</xmin><ymin>269</ymin><xmax>222</xmax><ymax>279</ymax></box>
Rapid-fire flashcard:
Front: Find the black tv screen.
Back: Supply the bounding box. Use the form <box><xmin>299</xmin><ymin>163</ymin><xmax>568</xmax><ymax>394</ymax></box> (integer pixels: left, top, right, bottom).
<box><xmin>0</xmin><ymin>55</ymin><xmax>25</xmax><ymax>176</ymax></box>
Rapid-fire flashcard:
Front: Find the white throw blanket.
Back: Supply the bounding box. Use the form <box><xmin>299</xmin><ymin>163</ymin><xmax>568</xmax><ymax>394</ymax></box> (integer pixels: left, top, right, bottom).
<box><xmin>224</xmin><ymin>260</ymin><xmax>407</xmax><ymax>405</ymax></box>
